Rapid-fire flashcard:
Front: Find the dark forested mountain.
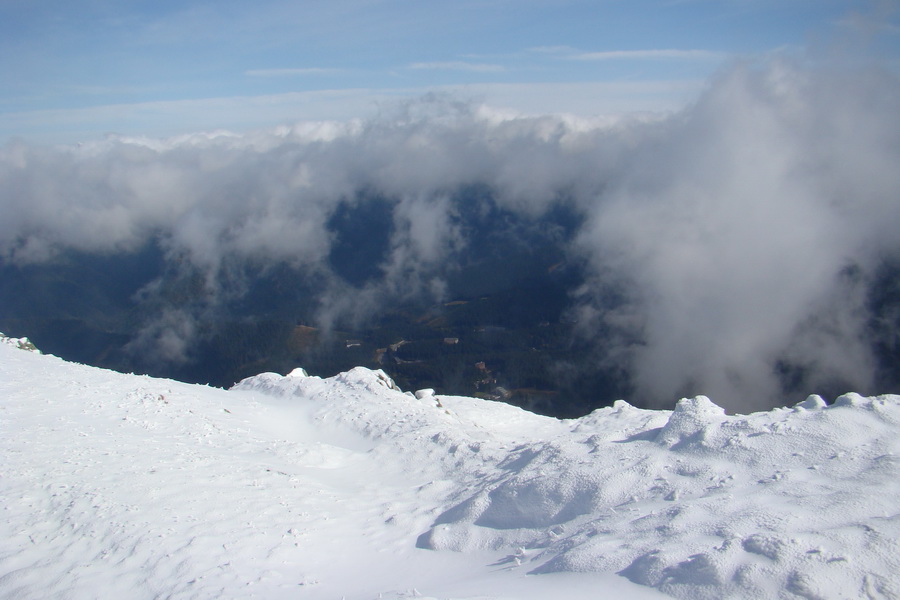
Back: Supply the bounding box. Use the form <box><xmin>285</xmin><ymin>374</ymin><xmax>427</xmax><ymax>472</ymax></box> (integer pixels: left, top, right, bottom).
<box><xmin>0</xmin><ymin>187</ymin><xmax>625</xmax><ymax>417</ymax></box>
<box><xmin>3</xmin><ymin>182</ymin><xmax>898</xmax><ymax>417</ymax></box>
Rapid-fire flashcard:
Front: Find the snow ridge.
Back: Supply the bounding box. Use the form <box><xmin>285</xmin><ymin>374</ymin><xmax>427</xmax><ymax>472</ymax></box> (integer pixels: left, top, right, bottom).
<box><xmin>2</xmin><ymin>342</ymin><xmax>899</xmax><ymax>599</ymax></box>
<box><xmin>235</xmin><ymin>368</ymin><xmax>900</xmax><ymax>599</ymax></box>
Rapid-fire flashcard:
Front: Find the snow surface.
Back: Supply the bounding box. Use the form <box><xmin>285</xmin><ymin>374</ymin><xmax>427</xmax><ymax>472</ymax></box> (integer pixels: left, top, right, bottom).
<box><xmin>1</xmin><ymin>340</ymin><xmax>899</xmax><ymax>599</ymax></box>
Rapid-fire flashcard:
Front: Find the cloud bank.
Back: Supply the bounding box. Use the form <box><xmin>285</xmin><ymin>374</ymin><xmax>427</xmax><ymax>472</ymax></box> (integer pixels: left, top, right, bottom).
<box><xmin>575</xmin><ymin>60</ymin><xmax>900</xmax><ymax>409</ymax></box>
<box><xmin>2</xmin><ymin>57</ymin><xmax>899</xmax><ymax>411</ymax></box>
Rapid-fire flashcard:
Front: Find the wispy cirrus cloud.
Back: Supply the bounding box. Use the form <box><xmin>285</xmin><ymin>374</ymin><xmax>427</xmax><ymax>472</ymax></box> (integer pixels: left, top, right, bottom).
<box><xmin>571</xmin><ymin>49</ymin><xmax>725</xmax><ymax>61</ymax></box>
<box><xmin>525</xmin><ymin>45</ymin><xmax>725</xmax><ymax>65</ymax></box>
<box><xmin>408</xmin><ymin>61</ymin><xmax>505</xmax><ymax>73</ymax></box>
<box><xmin>245</xmin><ymin>68</ymin><xmax>342</xmax><ymax>77</ymax></box>
<box><xmin>526</xmin><ymin>45</ymin><xmax>578</xmax><ymax>54</ymax></box>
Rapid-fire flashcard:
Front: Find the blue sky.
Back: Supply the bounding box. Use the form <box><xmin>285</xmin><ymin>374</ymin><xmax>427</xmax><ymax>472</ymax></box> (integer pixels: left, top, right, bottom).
<box><xmin>1</xmin><ymin>0</ymin><xmax>897</xmax><ymax>144</ymax></box>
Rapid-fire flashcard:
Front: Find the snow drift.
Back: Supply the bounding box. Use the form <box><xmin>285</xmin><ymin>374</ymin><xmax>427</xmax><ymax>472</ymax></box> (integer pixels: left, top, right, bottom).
<box><xmin>1</xmin><ymin>339</ymin><xmax>899</xmax><ymax>599</ymax></box>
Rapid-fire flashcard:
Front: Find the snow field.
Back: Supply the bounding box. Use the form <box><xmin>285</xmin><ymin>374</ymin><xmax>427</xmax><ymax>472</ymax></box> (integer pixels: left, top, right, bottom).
<box><xmin>2</xmin><ymin>341</ymin><xmax>899</xmax><ymax>599</ymax></box>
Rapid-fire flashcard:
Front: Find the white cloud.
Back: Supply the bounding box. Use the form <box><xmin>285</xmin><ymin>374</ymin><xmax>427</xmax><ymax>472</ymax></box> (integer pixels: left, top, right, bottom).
<box><xmin>837</xmin><ymin>0</ymin><xmax>900</xmax><ymax>36</ymax></box>
<box><xmin>0</xmin><ymin>80</ymin><xmax>698</xmax><ymax>146</ymax></box>
<box><xmin>572</xmin><ymin>49</ymin><xmax>725</xmax><ymax>61</ymax></box>
<box><xmin>408</xmin><ymin>61</ymin><xmax>506</xmax><ymax>72</ymax></box>
<box><xmin>573</xmin><ymin>58</ymin><xmax>900</xmax><ymax>410</ymax></box>
<box><xmin>445</xmin><ymin>80</ymin><xmax>703</xmax><ymax>117</ymax></box>
<box><xmin>527</xmin><ymin>45</ymin><xmax>578</xmax><ymax>54</ymax></box>
<box><xmin>244</xmin><ymin>68</ymin><xmax>341</xmax><ymax>77</ymax></box>
<box><xmin>2</xmin><ymin>57</ymin><xmax>898</xmax><ymax>411</ymax></box>
<box><xmin>0</xmin><ymin>90</ymin><xmax>402</xmax><ymax>145</ymax></box>
<box><xmin>125</xmin><ymin>308</ymin><xmax>197</xmax><ymax>366</ymax></box>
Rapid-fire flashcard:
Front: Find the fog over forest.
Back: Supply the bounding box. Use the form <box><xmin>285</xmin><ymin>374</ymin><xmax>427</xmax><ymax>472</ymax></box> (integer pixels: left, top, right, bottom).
<box><xmin>2</xmin><ymin>57</ymin><xmax>899</xmax><ymax>414</ymax></box>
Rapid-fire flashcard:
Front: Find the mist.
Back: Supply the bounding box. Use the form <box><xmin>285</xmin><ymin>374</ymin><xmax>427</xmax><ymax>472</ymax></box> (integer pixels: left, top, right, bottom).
<box><xmin>2</xmin><ymin>57</ymin><xmax>899</xmax><ymax>412</ymax></box>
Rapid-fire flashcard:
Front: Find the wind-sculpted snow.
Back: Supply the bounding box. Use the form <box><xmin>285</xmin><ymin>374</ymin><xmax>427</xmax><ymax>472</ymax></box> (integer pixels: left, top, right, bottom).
<box><xmin>2</xmin><ymin>342</ymin><xmax>899</xmax><ymax>599</ymax></box>
<box><xmin>236</xmin><ymin>368</ymin><xmax>900</xmax><ymax>599</ymax></box>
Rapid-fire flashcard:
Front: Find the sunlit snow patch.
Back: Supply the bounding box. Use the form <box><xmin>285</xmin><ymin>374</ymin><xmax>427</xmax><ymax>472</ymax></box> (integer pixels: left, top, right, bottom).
<box><xmin>2</xmin><ymin>343</ymin><xmax>899</xmax><ymax>600</ymax></box>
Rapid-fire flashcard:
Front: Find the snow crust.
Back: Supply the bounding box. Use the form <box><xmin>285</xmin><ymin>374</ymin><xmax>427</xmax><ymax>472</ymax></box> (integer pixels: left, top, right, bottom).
<box><xmin>1</xmin><ymin>342</ymin><xmax>899</xmax><ymax>599</ymax></box>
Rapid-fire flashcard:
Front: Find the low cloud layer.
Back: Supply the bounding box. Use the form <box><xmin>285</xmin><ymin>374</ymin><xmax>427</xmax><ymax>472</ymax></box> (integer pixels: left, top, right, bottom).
<box><xmin>575</xmin><ymin>60</ymin><xmax>900</xmax><ymax>409</ymax></box>
<box><xmin>2</xmin><ymin>57</ymin><xmax>899</xmax><ymax>411</ymax></box>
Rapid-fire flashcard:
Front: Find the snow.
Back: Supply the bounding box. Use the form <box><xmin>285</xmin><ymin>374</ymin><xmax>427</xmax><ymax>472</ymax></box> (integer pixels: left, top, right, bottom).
<box><xmin>0</xmin><ymin>334</ymin><xmax>40</xmax><ymax>353</ymax></box>
<box><xmin>1</xmin><ymin>340</ymin><xmax>899</xmax><ymax>599</ymax></box>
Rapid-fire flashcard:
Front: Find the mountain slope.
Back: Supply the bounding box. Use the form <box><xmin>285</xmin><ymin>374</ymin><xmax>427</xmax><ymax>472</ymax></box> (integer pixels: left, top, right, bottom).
<box><xmin>1</xmin><ymin>340</ymin><xmax>898</xmax><ymax>599</ymax></box>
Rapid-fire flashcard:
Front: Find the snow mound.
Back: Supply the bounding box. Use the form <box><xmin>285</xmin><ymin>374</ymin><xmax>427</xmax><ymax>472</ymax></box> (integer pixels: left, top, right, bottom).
<box><xmin>236</xmin><ymin>368</ymin><xmax>900</xmax><ymax>599</ymax></box>
<box><xmin>655</xmin><ymin>395</ymin><xmax>726</xmax><ymax>448</ymax></box>
<box><xmin>3</xmin><ymin>345</ymin><xmax>900</xmax><ymax>599</ymax></box>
